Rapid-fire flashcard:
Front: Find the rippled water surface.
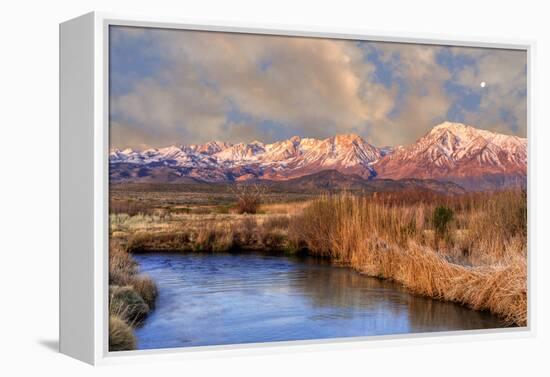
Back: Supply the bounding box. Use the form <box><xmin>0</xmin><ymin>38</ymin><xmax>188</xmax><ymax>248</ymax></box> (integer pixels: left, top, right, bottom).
<box><xmin>133</xmin><ymin>252</ymin><xmax>504</xmax><ymax>350</ymax></box>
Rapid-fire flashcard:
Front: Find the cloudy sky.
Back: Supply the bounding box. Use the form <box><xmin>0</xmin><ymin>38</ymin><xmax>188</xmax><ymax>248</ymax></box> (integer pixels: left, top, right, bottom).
<box><xmin>109</xmin><ymin>26</ymin><xmax>527</xmax><ymax>150</ymax></box>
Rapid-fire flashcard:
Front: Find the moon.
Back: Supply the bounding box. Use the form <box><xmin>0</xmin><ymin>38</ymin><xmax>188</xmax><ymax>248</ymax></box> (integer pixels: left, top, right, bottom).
<box><xmin>480</xmin><ymin>81</ymin><xmax>487</xmax><ymax>88</ymax></box>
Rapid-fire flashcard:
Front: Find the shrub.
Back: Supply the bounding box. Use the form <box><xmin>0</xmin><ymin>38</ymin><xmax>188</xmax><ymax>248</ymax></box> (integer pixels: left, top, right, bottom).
<box><xmin>109</xmin><ymin>315</ymin><xmax>136</xmax><ymax>351</ymax></box>
<box><xmin>233</xmin><ymin>184</ymin><xmax>265</xmax><ymax>214</ymax></box>
<box><xmin>433</xmin><ymin>206</ymin><xmax>454</xmax><ymax>238</ymax></box>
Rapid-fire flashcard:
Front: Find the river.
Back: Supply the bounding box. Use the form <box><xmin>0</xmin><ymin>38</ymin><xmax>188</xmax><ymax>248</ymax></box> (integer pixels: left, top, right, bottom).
<box><xmin>133</xmin><ymin>252</ymin><xmax>504</xmax><ymax>350</ymax></box>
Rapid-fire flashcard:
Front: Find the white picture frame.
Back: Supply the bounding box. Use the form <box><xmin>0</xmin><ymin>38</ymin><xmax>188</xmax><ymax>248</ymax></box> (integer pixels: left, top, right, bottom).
<box><xmin>59</xmin><ymin>11</ymin><xmax>536</xmax><ymax>365</ymax></box>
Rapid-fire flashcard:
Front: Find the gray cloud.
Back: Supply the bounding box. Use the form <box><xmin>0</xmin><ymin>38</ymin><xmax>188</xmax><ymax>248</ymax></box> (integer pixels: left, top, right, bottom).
<box><xmin>450</xmin><ymin>47</ymin><xmax>527</xmax><ymax>136</ymax></box>
<box><xmin>110</xmin><ymin>27</ymin><xmax>527</xmax><ymax>149</ymax></box>
<box><xmin>360</xmin><ymin>42</ymin><xmax>452</xmax><ymax>146</ymax></box>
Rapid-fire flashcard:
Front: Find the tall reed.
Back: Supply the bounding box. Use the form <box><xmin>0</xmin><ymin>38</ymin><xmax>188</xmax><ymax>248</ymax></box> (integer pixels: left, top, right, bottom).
<box><xmin>289</xmin><ymin>191</ymin><xmax>527</xmax><ymax>325</ymax></box>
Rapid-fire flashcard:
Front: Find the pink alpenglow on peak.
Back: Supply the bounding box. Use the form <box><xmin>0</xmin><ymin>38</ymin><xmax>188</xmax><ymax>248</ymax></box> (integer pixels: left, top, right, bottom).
<box><xmin>110</xmin><ymin>123</ymin><xmax>527</xmax><ymax>190</ymax></box>
<box><xmin>373</xmin><ymin>122</ymin><xmax>526</xmax><ymax>189</ymax></box>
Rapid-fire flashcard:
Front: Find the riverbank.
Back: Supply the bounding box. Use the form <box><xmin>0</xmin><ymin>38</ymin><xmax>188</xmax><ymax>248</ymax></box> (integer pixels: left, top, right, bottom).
<box><xmin>109</xmin><ymin>211</ymin><xmax>297</xmax><ymax>350</ymax></box>
<box><xmin>290</xmin><ymin>192</ymin><xmax>527</xmax><ymax>326</ymax></box>
<box><xmin>108</xmin><ymin>240</ymin><xmax>158</xmax><ymax>351</ymax></box>
<box><xmin>109</xmin><ymin>189</ymin><xmax>527</xmax><ymax>349</ymax></box>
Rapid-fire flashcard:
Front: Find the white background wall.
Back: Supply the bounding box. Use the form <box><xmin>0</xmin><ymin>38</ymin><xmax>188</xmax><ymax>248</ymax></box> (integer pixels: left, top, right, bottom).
<box><xmin>1</xmin><ymin>0</ymin><xmax>548</xmax><ymax>375</ymax></box>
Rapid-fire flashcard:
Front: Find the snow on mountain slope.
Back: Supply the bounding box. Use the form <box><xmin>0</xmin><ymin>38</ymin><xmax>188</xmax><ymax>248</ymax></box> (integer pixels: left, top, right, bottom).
<box><xmin>260</xmin><ymin>136</ymin><xmax>304</xmax><ymax>161</ymax></box>
<box><xmin>110</xmin><ymin>134</ymin><xmax>382</xmax><ymax>182</ymax></box>
<box><xmin>374</xmin><ymin>122</ymin><xmax>527</xmax><ymax>189</ymax></box>
<box><xmin>260</xmin><ymin>134</ymin><xmax>381</xmax><ymax>180</ymax></box>
<box><xmin>110</xmin><ymin>122</ymin><xmax>527</xmax><ymax>190</ymax></box>
<box><xmin>214</xmin><ymin>141</ymin><xmax>266</xmax><ymax>161</ymax></box>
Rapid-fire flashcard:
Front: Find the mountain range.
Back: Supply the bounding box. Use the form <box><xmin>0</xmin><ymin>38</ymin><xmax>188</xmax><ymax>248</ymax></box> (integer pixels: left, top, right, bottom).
<box><xmin>110</xmin><ymin>122</ymin><xmax>527</xmax><ymax>191</ymax></box>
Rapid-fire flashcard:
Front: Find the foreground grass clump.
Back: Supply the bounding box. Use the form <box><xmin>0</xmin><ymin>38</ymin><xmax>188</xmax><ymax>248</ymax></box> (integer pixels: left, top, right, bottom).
<box><xmin>289</xmin><ymin>191</ymin><xmax>527</xmax><ymax>326</ymax></box>
<box><xmin>131</xmin><ymin>275</ymin><xmax>158</xmax><ymax>309</ymax></box>
<box><xmin>109</xmin><ymin>315</ymin><xmax>136</xmax><ymax>352</ymax></box>
<box><xmin>108</xmin><ymin>240</ymin><xmax>158</xmax><ymax>351</ymax></box>
<box><xmin>110</xmin><ymin>286</ymin><xmax>150</xmax><ymax>324</ymax></box>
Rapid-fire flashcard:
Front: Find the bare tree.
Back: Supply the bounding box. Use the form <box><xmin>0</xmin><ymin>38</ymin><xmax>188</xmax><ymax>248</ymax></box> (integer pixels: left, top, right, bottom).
<box><xmin>232</xmin><ymin>184</ymin><xmax>266</xmax><ymax>214</ymax></box>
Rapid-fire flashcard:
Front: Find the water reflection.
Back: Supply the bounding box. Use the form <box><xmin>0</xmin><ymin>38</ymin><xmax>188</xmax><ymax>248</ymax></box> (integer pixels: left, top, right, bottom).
<box><xmin>133</xmin><ymin>252</ymin><xmax>505</xmax><ymax>350</ymax></box>
<box><xmin>290</xmin><ymin>256</ymin><xmax>502</xmax><ymax>333</ymax></box>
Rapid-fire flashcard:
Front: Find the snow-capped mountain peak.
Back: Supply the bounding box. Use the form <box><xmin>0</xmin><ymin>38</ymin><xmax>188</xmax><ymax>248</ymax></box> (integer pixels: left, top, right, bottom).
<box><xmin>374</xmin><ymin>122</ymin><xmax>527</xmax><ymax>189</ymax></box>
<box><xmin>110</xmin><ymin>123</ymin><xmax>527</xmax><ymax>190</ymax></box>
<box><xmin>110</xmin><ymin>133</ymin><xmax>382</xmax><ymax>181</ymax></box>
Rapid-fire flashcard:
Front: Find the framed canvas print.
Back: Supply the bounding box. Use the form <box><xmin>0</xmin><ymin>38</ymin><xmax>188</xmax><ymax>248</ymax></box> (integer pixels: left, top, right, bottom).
<box><xmin>59</xmin><ymin>12</ymin><xmax>534</xmax><ymax>365</ymax></box>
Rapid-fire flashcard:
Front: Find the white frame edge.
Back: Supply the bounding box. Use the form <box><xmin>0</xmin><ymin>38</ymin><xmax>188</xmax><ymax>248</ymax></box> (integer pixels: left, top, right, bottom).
<box><xmin>59</xmin><ymin>11</ymin><xmax>536</xmax><ymax>366</ymax></box>
<box><xmin>60</xmin><ymin>12</ymin><xmax>96</xmax><ymax>364</ymax></box>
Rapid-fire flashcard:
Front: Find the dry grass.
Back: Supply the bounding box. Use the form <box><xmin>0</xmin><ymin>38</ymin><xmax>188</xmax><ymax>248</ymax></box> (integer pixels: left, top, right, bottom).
<box><xmin>262</xmin><ymin>215</ymin><xmax>291</xmax><ymax>230</ymax></box>
<box><xmin>127</xmin><ymin>231</ymin><xmax>191</xmax><ymax>252</ymax></box>
<box><xmin>109</xmin><ymin>285</ymin><xmax>150</xmax><ymax>324</ymax></box>
<box><xmin>259</xmin><ymin>201</ymin><xmax>312</xmax><ymax>215</ymax></box>
<box><xmin>109</xmin><ymin>189</ymin><xmax>527</xmax><ymax>329</ymax></box>
<box><xmin>109</xmin><ymin>239</ymin><xmax>139</xmax><ymax>284</ymax></box>
<box><xmin>108</xmin><ymin>239</ymin><xmax>159</xmax><ymax>350</ymax></box>
<box><xmin>110</xmin><ymin>199</ymin><xmax>155</xmax><ymax>216</ymax></box>
<box><xmin>122</xmin><ymin>215</ymin><xmax>292</xmax><ymax>253</ymax></box>
<box><xmin>109</xmin><ymin>315</ymin><xmax>136</xmax><ymax>351</ymax></box>
<box><xmin>110</xmin><ymin>213</ymin><xmax>174</xmax><ymax>233</ymax></box>
<box><xmin>131</xmin><ymin>275</ymin><xmax>158</xmax><ymax>309</ymax></box>
<box><xmin>289</xmin><ymin>192</ymin><xmax>527</xmax><ymax>326</ymax></box>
